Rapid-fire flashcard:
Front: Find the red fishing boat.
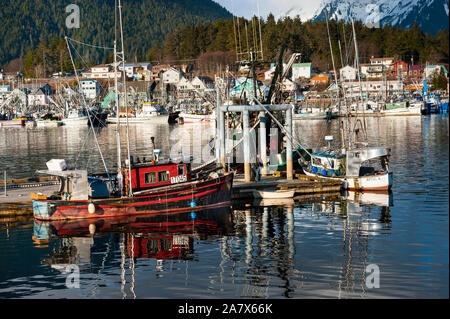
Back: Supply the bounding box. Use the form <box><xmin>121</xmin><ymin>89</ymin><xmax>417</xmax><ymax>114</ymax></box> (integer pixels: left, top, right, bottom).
<box><xmin>32</xmin><ymin>158</ymin><xmax>233</xmax><ymax>221</ymax></box>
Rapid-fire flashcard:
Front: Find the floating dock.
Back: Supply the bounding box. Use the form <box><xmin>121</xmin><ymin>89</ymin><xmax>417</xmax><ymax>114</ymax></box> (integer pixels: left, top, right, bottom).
<box><xmin>232</xmin><ymin>174</ymin><xmax>343</xmax><ymax>199</ymax></box>
<box><xmin>0</xmin><ymin>177</ymin><xmax>60</xmax><ymax>217</ymax></box>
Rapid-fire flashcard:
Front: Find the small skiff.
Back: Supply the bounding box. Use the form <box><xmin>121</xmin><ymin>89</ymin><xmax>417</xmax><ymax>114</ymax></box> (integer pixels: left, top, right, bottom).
<box><xmin>252</xmin><ymin>189</ymin><xmax>295</xmax><ymax>199</ymax></box>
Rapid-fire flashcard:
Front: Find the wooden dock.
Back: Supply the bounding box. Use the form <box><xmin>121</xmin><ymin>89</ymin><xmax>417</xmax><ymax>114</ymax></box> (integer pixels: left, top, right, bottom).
<box><xmin>0</xmin><ymin>184</ymin><xmax>60</xmax><ymax>217</ymax></box>
<box><xmin>232</xmin><ymin>174</ymin><xmax>342</xmax><ymax>199</ymax></box>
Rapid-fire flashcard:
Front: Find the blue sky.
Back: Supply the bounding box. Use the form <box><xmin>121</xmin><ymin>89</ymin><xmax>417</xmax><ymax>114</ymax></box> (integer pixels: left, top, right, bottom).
<box><xmin>213</xmin><ymin>0</ymin><xmax>321</xmax><ymax>20</ymax></box>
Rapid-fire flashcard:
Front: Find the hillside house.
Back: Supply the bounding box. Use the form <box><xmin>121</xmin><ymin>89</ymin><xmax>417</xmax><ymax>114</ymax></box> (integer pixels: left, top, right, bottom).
<box><xmin>292</xmin><ymin>63</ymin><xmax>312</xmax><ymax>81</ymax></box>
<box><xmin>310</xmin><ymin>73</ymin><xmax>329</xmax><ymax>86</ymax></box>
<box><xmin>339</xmin><ymin>65</ymin><xmax>357</xmax><ymax>81</ymax></box>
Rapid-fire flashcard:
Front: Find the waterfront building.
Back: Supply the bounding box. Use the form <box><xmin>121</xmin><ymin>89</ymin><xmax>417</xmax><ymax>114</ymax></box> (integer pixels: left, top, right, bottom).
<box><xmin>80</xmin><ymin>79</ymin><xmax>100</xmax><ymax>100</ymax></box>
<box><xmin>342</xmin><ymin>79</ymin><xmax>404</xmax><ymax>98</ymax></box>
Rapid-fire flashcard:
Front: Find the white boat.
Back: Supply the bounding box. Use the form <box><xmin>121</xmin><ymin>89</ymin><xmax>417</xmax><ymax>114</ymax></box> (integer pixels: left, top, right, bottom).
<box><xmin>252</xmin><ymin>189</ymin><xmax>295</xmax><ymax>199</ymax></box>
<box><xmin>381</xmin><ymin>101</ymin><xmax>422</xmax><ymax>116</ymax></box>
<box><xmin>62</xmin><ymin>109</ymin><xmax>89</xmax><ymax>126</ymax></box>
<box><xmin>36</xmin><ymin>120</ymin><xmax>63</xmax><ymax>128</ymax></box>
<box><xmin>107</xmin><ymin>115</ymin><xmax>169</xmax><ymax>124</ymax></box>
<box><xmin>343</xmin><ymin>191</ymin><xmax>393</xmax><ymax>207</ymax></box>
<box><xmin>107</xmin><ymin>104</ymin><xmax>169</xmax><ymax>124</ymax></box>
<box><xmin>253</xmin><ymin>198</ymin><xmax>295</xmax><ymax>206</ymax></box>
<box><xmin>178</xmin><ymin>112</ymin><xmax>216</xmax><ymax>123</ymax></box>
<box><xmin>293</xmin><ymin>108</ymin><xmax>337</xmax><ymax>120</ymax></box>
<box><xmin>303</xmin><ymin>147</ymin><xmax>393</xmax><ymax>191</ymax></box>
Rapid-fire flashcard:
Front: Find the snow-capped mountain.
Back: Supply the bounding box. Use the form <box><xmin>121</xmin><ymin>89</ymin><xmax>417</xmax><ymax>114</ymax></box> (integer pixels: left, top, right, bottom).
<box><xmin>278</xmin><ymin>0</ymin><xmax>449</xmax><ymax>35</ymax></box>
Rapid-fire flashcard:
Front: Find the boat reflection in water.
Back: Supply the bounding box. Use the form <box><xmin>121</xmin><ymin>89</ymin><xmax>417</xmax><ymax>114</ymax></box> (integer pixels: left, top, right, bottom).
<box><xmin>31</xmin><ymin>191</ymin><xmax>394</xmax><ymax>298</ymax></box>
<box><xmin>231</xmin><ymin>191</ymin><xmax>393</xmax><ymax>298</ymax></box>
<box><xmin>34</xmin><ymin>207</ymin><xmax>234</xmax><ymax>289</ymax></box>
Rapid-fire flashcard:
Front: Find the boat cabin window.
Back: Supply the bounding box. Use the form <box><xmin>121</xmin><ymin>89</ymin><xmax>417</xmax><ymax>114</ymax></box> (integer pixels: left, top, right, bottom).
<box><xmin>144</xmin><ymin>172</ymin><xmax>157</xmax><ymax>184</ymax></box>
<box><xmin>178</xmin><ymin>165</ymin><xmax>185</xmax><ymax>176</ymax></box>
<box><xmin>313</xmin><ymin>158</ymin><xmax>321</xmax><ymax>166</ymax></box>
<box><xmin>158</xmin><ymin>171</ymin><xmax>170</xmax><ymax>182</ymax></box>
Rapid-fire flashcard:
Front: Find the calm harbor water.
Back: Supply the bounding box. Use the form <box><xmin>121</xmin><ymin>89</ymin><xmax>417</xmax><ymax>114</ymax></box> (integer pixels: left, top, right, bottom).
<box><xmin>0</xmin><ymin>115</ymin><xmax>448</xmax><ymax>298</ymax></box>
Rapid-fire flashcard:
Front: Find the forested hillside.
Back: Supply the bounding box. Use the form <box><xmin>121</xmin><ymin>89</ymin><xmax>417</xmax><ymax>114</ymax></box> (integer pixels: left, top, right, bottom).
<box><xmin>162</xmin><ymin>15</ymin><xmax>449</xmax><ymax>73</ymax></box>
<box><xmin>0</xmin><ymin>0</ymin><xmax>231</xmax><ymax>68</ymax></box>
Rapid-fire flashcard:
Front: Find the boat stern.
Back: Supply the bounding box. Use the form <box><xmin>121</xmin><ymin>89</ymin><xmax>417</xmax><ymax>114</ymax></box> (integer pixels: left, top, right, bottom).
<box><xmin>33</xmin><ymin>200</ymin><xmax>51</xmax><ymax>220</ymax></box>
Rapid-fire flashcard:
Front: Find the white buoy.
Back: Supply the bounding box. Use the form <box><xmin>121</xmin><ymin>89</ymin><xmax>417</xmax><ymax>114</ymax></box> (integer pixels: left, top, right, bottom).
<box><xmin>88</xmin><ymin>203</ymin><xmax>95</xmax><ymax>214</ymax></box>
<box><xmin>89</xmin><ymin>224</ymin><xmax>96</xmax><ymax>235</ymax></box>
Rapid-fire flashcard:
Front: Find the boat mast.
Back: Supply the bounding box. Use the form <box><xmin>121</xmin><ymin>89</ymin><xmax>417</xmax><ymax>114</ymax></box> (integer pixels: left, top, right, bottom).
<box><xmin>114</xmin><ymin>0</ymin><xmax>122</xmax><ymax>196</ymax></box>
<box><xmin>351</xmin><ymin>19</ymin><xmax>367</xmax><ymax>142</ymax></box>
<box><xmin>117</xmin><ymin>0</ymin><xmax>133</xmax><ymax>197</ymax></box>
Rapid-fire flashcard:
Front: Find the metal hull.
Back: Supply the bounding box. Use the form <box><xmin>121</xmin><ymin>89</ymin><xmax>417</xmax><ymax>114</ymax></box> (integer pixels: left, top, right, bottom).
<box><xmin>33</xmin><ymin>172</ymin><xmax>233</xmax><ymax>221</ymax></box>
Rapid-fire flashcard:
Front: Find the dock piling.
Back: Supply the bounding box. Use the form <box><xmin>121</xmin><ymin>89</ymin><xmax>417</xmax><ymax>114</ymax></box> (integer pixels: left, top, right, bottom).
<box><xmin>3</xmin><ymin>170</ymin><xmax>6</xmax><ymax>197</ymax></box>
<box><xmin>286</xmin><ymin>107</ymin><xmax>293</xmax><ymax>180</ymax></box>
<box><xmin>259</xmin><ymin>111</ymin><xmax>268</xmax><ymax>176</ymax></box>
<box><xmin>243</xmin><ymin>110</ymin><xmax>251</xmax><ymax>182</ymax></box>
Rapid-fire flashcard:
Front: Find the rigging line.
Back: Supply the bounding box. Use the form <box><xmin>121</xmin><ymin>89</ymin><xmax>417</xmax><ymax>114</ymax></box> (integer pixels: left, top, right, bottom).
<box><xmin>68</xmin><ymin>40</ymin><xmax>92</xmax><ymax>71</ymax></box>
<box><xmin>65</xmin><ymin>36</ymin><xmax>114</xmax><ymax>189</ymax></box>
<box><xmin>66</xmin><ymin>36</ymin><xmax>114</xmax><ymax>51</ymax></box>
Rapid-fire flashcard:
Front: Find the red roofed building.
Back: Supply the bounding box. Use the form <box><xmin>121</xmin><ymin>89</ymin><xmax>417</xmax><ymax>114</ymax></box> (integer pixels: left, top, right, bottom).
<box><xmin>390</xmin><ymin>61</ymin><xmax>409</xmax><ymax>79</ymax></box>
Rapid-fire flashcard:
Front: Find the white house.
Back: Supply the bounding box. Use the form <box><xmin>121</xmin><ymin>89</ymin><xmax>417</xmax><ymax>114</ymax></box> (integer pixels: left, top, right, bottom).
<box><xmin>28</xmin><ymin>88</ymin><xmax>49</xmax><ymax>106</ymax></box>
<box><xmin>118</xmin><ymin>62</ymin><xmax>152</xmax><ymax>79</ymax></box>
<box><xmin>360</xmin><ymin>63</ymin><xmax>385</xmax><ymax>80</ymax></box>
<box><xmin>369</xmin><ymin>57</ymin><xmax>394</xmax><ymax>68</ymax></box>
<box><xmin>176</xmin><ymin>77</ymin><xmax>193</xmax><ymax>91</ymax></box>
<box><xmin>424</xmin><ymin>65</ymin><xmax>448</xmax><ymax>80</ymax></box>
<box><xmin>80</xmin><ymin>79</ymin><xmax>100</xmax><ymax>99</ymax></box>
<box><xmin>339</xmin><ymin>65</ymin><xmax>357</xmax><ymax>81</ymax></box>
<box><xmin>161</xmin><ymin>68</ymin><xmax>183</xmax><ymax>84</ymax></box>
<box><xmin>0</xmin><ymin>85</ymin><xmax>11</xmax><ymax>103</ymax></box>
<box><xmin>190</xmin><ymin>76</ymin><xmax>214</xmax><ymax>91</ymax></box>
<box><xmin>292</xmin><ymin>63</ymin><xmax>312</xmax><ymax>81</ymax></box>
<box><xmin>82</xmin><ymin>64</ymin><xmax>121</xmax><ymax>79</ymax></box>
<box><xmin>342</xmin><ymin>80</ymin><xmax>403</xmax><ymax>97</ymax></box>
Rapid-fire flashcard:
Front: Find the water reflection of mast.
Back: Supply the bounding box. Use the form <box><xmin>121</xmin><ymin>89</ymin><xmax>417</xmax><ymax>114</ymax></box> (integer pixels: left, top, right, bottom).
<box><xmin>129</xmin><ymin>233</ymin><xmax>136</xmax><ymax>299</ymax></box>
<box><xmin>120</xmin><ymin>232</ymin><xmax>127</xmax><ymax>299</ymax></box>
